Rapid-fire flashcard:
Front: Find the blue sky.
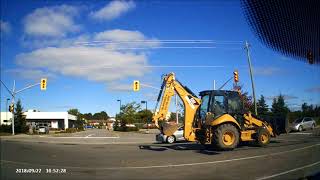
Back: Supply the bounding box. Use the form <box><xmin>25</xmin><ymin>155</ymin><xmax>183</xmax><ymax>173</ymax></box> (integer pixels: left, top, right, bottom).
<box><xmin>1</xmin><ymin>0</ymin><xmax>319</xmax><ymax>116</ymax></box>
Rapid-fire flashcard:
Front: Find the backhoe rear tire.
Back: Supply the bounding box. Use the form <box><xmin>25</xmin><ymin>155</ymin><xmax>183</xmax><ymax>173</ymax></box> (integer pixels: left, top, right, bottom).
<box><xmin>254</xmin><ymin>128</ymin><xmax>270</xmax><ymax>147</ymax></box>
<box><xmin>213</xmin><ymin>124</ymin><xmax>239</xmax><ymax>151</ymax></box>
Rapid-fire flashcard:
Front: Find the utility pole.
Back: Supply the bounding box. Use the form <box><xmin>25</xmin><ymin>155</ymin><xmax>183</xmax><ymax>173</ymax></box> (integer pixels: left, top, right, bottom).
<box><xmin>213</xmin><ymin>80</ymin><xmax>216</xmax><ymax>90</ymax></box>
<box><xmin>11</xmin><ymin>80</ymin><xmax>15</xmax><ymax>135</ymax></box>
<box><xmin>245</xmin><ymin>41</ymin><xmax>258</xmax><ymax>116</ymax></box>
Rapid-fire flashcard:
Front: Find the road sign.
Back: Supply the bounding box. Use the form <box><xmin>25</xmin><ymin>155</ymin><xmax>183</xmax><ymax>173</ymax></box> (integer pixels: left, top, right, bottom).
<box><xmin>133</xmin><ymin>80</ymin><xmax>140</xmax><ymax>91</ymax></box>
<box><xmin>41</xmin><ymin>78</ymin><xmax>47</xmax><ymax>90</ymax></box>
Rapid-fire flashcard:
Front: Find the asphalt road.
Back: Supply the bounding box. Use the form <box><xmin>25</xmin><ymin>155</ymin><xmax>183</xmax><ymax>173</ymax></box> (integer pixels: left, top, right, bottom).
<box><xmin>1</xmin><ymin>129</ymin><xmax>320</xmax><ymax>180</ymax></box>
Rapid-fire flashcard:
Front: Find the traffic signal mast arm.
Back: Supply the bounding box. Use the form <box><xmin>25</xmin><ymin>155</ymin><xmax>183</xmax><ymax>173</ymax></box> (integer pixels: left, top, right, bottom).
<box><xmin>152</xmin><ymin>73</ymin><xmax>201</xmax><ymax>141</ymax></box>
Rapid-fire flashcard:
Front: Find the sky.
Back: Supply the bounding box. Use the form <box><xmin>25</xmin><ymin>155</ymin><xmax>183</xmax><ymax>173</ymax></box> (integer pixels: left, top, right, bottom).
<box><xmin>1</xmin><ymin>0</ymin><xmax>319</xmax><ymax>116</ymax></box>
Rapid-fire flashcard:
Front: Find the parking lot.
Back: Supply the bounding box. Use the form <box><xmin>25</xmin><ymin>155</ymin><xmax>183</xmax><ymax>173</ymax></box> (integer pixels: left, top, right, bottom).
<box><xmin>1</xmin><ymin>128</ymin><xmax>320</xmax><ymax>180</ymax></box>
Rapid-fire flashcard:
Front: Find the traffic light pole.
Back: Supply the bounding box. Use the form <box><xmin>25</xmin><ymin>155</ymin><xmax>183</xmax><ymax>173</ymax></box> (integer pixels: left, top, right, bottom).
<box><xmin>245</xmin><ymin>41</ymin><xmax>258</xmax><ymax>116</ymax></box>
<box><xmin>1</xmin><ymin>79</ymin><xmax>43</xmax><ymax>135</ymax></box>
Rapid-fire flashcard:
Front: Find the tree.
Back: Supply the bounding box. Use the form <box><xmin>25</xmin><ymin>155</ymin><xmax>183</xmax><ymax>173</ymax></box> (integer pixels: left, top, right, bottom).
<box><xmin>239</xmin><ymin>91</ymin><xmax>254</xmax><ymax>112</ymax></box>
<box><xmin>116</xmin><ymin>102</ymin><xmax>141</xmax><ymax>127</ymax></box>
<box><xmin>82</xmin><ymin>113</ymin><xmax>93</xmax><ymax>120</ymax></box>
<box><xmin>167</xmin><ymin>112</ymin><xmax>184</xmax><ymax>123</ymax></box>
<box><xmin>271</xmin><ymin>94</ymin><xmax>289</xmax><ymax>117</ymax></box>
<box><xmin>14</xmin><ymin>99</ymin><xmax>28</xmax><ymax>133</ymax></box>
<box><xmin>68</xmin><ymin>108</ymin><xmax>84</xmax><ymax>129</ymax></box>
<box><xmin>93</xmin><ymin>111</ymin><xmax>109</xmax><ymax>120</ymax></box>
<box><xmin>136</xmin><ymin>109</ymin><xmax>153</xmax><ymax>124</ymax></box>
<box><xmin>257</xmin><ymin>95</ymin><xmax>269</xmax><ymax>116</ymax></box>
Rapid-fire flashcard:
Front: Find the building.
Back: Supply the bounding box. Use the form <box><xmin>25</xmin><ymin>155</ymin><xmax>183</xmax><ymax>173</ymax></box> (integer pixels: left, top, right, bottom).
<box><xmin>24</xmin><ymin>110</ymin><xmax>76</xmax><ymax>129</ymax></box>
<box><xmin>0</xmin><ymin>112</ymin><xmax>13</xmax><ymax>125</ymax></box>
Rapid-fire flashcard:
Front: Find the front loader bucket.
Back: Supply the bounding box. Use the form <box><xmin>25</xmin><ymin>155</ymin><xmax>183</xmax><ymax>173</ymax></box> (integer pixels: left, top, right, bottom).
<box><xmin>162</xmin><ymin>123</ymin><xmax>179</xmax><ymax>136</ymax></box>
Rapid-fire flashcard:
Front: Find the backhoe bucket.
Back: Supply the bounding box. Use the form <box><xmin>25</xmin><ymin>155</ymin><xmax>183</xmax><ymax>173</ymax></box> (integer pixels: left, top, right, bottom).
<box><xmin>162</xmin><ymin>123</ymin><xmax>179</xmax><ymax>136</ymax></box>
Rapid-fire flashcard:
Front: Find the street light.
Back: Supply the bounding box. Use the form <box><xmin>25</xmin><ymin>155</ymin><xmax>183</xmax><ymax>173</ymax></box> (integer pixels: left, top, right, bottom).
<box><xmin>117</xmin><ymin>99</ymin><xmax>121</xmax><ymax>113</ymax></box>
<box><xmin>141</xmin><ymin>100</ymin><xmax>149</xmax><ymax>133</ymax></box>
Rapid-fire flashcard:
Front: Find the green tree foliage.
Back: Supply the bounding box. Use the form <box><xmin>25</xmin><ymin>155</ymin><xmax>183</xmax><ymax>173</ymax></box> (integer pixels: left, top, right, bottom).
<box><xmin>93</xmin><ymin>111</ymin><xmax>109</xmax><ymax>120</ymax></box>
<box><xmin>239</xmin><ymin>91</ymin><xmax>254</xmax><ymax>112</ymax></box>
<box><xmin>68</xmin><ymin>108</ymin><xmax>84</xmax><ymax>129</ymax></box>
<box><xmin>82</xmin><ymin>113</ymin><xmax>93</xmax><ymax>120</ymax></box>
<box><xmin>136</xmin><ymin>109</ymin><xmax>153</xmax><ymax>124</ymax></box>
<box><xmin>14</xmin><ymin>99</ymin><xmax>28</xmax><ymax>133</ymax></box>
<box><xmin>116</xmin><ymin>102</ymin><xmax>141</xmax><ymax>127</ymax></box>
<box><xmin>167</xmin><ymin>112</ymin><xmax>184</xmax><ymax>123</ymax></box>
<box><xmin>257</xmin><ymin>95</ymin><xmax>269</xmax><ymax>116</ymax></box>
<box><xmin>271</xmin><ymin>94</ymin><xmax>289</xmax><ymax>117</ymax></box>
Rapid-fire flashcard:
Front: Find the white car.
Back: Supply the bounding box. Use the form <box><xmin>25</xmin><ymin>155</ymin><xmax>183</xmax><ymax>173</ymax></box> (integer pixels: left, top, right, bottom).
<box><xmin>156</xmin><ymin>126</ymin><xmax>185</xmax><ymax>144</ymax></box>
<box><xmin>290</xmin><ymin>117</ymin><xmax>316</xmax><ymax>132</ymax></box>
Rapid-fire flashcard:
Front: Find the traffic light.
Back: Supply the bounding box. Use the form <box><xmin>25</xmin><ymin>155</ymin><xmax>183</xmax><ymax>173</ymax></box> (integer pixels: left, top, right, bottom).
<box><xmin>233</xmin><ymin>70</ymin><xmax>239</xmax><ymax>83</ymax></box>
<box><xmin>307</xmin><ymin>51</ymin><xmax>314</xmax><ymax>64</ymax></box>
<box><xmin>41</xmin><ymin>78</ymin><xmax>47</xmax><ymax>90</ymax></box>
<box><xmin>133</xmin><ymin>80</ymin><xmax>140</xmax><ymax>91</ymax></box>
<box><xmin>9</xmin><ymin>104</ymin><xmax>14</xmax><ymax>112</ymax></box>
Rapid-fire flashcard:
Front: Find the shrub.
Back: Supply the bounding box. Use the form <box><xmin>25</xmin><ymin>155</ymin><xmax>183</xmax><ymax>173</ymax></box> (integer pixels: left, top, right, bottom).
<box><xmin>0</xmin><ymin>125</ymin><xmax>12</xmax><ymax>133</ymax></box>
<box><xmin>65</xmin><ymin>128</ymin><xmax>77</xmax><ymax>133</ymax></box>
<box><xmin>114</xmin><ymin>126</ymin><xmax>139</xmax><ymax>132</ymax></box>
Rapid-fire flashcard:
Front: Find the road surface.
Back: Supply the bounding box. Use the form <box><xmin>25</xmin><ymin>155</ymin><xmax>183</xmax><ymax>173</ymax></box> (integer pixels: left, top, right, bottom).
<box><xmin>1</xmin><ymin>129</ymin><xmax>319</xmax><ymax>180</ymax></box>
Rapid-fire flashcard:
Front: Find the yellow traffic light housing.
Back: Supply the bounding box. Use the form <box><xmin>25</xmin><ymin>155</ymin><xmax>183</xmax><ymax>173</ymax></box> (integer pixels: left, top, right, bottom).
<box><xmin>9</xmin><ymin>104</ymin><xmax>14</xmax><ymax>112</ymax></box>
<box><xmin>233</xmin><ymin>70</ymin><xmax>239</xmax><ymax>83</ymax></box>
<box><xmin>133</xmin><ymin>80</ymin><xmax>140</xmax><ymax>91</ymax></box>
<box><xmin>41</xmin><ymin>78</ymin><xmax>47</xmax><ymax>90</ymax></box>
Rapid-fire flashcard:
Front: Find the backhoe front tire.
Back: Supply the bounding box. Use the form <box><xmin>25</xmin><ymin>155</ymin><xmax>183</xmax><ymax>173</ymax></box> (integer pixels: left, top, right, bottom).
<box><xmin>255</xmin><ymin>128</ymin><xmax>270</xmax><ymax>147</ymax></box>
<box><xmin>213</xmin><ymin>124</ymin><xmax>239</xmax><ymax>150</ymax></box>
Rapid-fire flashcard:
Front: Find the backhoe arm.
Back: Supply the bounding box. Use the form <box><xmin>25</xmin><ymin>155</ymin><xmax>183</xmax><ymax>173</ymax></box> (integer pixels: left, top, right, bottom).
<box><xmin>152</xmin><ymin>73</ymin><xmax>201</xmax><ymax>141</ymax></box>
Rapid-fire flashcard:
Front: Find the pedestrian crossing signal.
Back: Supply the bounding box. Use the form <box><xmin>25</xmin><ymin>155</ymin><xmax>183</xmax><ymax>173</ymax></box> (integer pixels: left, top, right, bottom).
<box><xmin>41</xmin><ymin>78</ymin><xmax>47</xmax><ymax>90</ymax></box>
<box><xmin>133</xmin><ymin>80</ymin><xmax>140</xmax><ymax>92</ymax></box>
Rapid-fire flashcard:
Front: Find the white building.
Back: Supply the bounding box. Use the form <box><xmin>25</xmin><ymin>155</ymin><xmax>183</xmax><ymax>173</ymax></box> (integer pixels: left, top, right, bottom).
<box><xmin>0</xmin><ymin>110</ymin><xmax>77</xmax><ymax>129</ymax></box>
<box><xmin>0</xmin><ymin>112</ymin><xmax>13</xmax><ymax>125</ymax></box>
<box><xmin>24</xmin><ymin>110</ymin><xmax>77</xmax><ymax>129</ymax></box>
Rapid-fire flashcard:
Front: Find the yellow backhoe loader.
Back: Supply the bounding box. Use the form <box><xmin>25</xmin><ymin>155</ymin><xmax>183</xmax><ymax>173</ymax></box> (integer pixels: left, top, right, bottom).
<box><xmin>153</xmin><ymin>72</ymin><xmax>280</xmax><ymax>150</ymax></box>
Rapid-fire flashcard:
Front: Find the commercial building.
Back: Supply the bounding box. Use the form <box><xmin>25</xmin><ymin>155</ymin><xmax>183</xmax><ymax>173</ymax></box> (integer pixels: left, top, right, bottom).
<box><xmin>0</xmin><ymin>112</ymin><xmax>13</xmax><ymax>125</ymax></box>
<box><xmin>0</xmin><ymin>110</ymin><xmax>76</xmax><ymax>129</ymax></box>
<box><xmin>24</xmin><ymin>110</ymin><xmax>76</xmax><ymax>129</ymax></box>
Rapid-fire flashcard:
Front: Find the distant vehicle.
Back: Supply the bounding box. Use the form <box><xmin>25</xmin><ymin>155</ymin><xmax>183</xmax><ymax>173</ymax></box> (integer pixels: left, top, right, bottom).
<box><xmin>85</xmin><ymin>125</ymin><xmax>93</xmax><ymax>129</ymax></box>
<box><xmin>156</xmin><ymin>126</ymin><xmax>185</xmax><ymax>144</ymax></box>
<box><xmin>37</xmin><ymin>124</ymin><xmax>49</xmax><ymax>134</ymax></box>
<box><xmin>290</xmin><ymin>117</ymin><xmax>316</xmax><ymax>132</ymax></box>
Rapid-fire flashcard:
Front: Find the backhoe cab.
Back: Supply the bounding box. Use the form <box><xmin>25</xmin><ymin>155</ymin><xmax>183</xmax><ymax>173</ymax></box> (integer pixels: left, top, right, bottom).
<box><xmin>196</xmin><ymin>90</ymin><xmax>276</xmax><ymax>150</ymax></box>
<box><xmin>153</xmin><ymin>72</ymin><xmax>278</xmax><ymax>151</ymax></box>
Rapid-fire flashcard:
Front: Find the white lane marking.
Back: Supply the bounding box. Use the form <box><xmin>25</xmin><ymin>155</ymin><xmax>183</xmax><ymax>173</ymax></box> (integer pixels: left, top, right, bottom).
<box><xmin>256</xmin><ymin>161</ymin><xmax>320</xmax><ymax>180</ymax></box>
<box><xmin>290</xmin><ymin>132</ymin><xmax>312</xmax><ymax>135</ymax></box>
<box><xmin>1</xmin><ymin>143</ymin><xmax>319</xmax><ymax>170</ymax></box>
<box><xmin>85</xmin><ymin>134</ymin><xmax>94</xmax><ymax>138</ymax></box>
<box><xmin>47</xmin><ymin>137</ymin><xmax>119</xmax><ymax>139</ymax></box>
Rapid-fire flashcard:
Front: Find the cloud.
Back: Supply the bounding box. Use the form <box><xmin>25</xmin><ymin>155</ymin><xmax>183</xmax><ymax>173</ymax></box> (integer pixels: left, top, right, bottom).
<box><xmin>305</xmin><ymin>86</ymin><xmax>320</xmax><ymax>93</ymax></box>
<box><xmin>92</xmin><ymin>29</ymin><xmax>160</xmax><ymax>49</ymax></box>
<box><xmin>23</xmin><ymin>5</ymin><xmax>80</xmax><ymax>37</ymax></box>
<box><xmin>107</xmin><ymin>83</ymin><xmax>132</xmax><ymax>92</ymax></box>
<box><xmin>0</xmin><ymin>20</ymin><xmax>11</xmax><ymax>34</ymax></box>
<box><xmin>17</xmin><ymin>23</ymin><xmax>159</xmax><ymax>90</ymax></box>
<box><xmin>5</xmin><ymin>68</ymin><xmax>56</xmax><ymax>81</ymax></box>
<box><xmin>90</xmin><ymin>0</ymin><xmax>135</xmax><ymax>21</ymax></box>
<box><xmin>266</xmin><ymin>95</ymin><xmax>298</xmax><ymax>101</ymax></box>
<box><xmin>16</xmin><ymin>46</ymin><xmax>148</xmax><ymax>82</ymax></box>
<box><xmin>254</xmin><ymin>67</ymin><xmax>281</xmax><ymax>76</ymax></box>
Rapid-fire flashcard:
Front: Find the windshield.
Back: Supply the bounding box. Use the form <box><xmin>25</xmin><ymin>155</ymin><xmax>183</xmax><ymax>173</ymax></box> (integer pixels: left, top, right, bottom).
<box><xmin>199</xmin><ymin>95</ymin><xmax>210</xmax><ymax>120</ymax></box>
<box><xmin>212</xmin><ymin>95</ymin><xmax>226</xmax><ymax>117</ymax></box>
<box><xmin>294</xmin><ymin>118</ymin><xmax>303</xmax><ymax>123</ymax></box>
